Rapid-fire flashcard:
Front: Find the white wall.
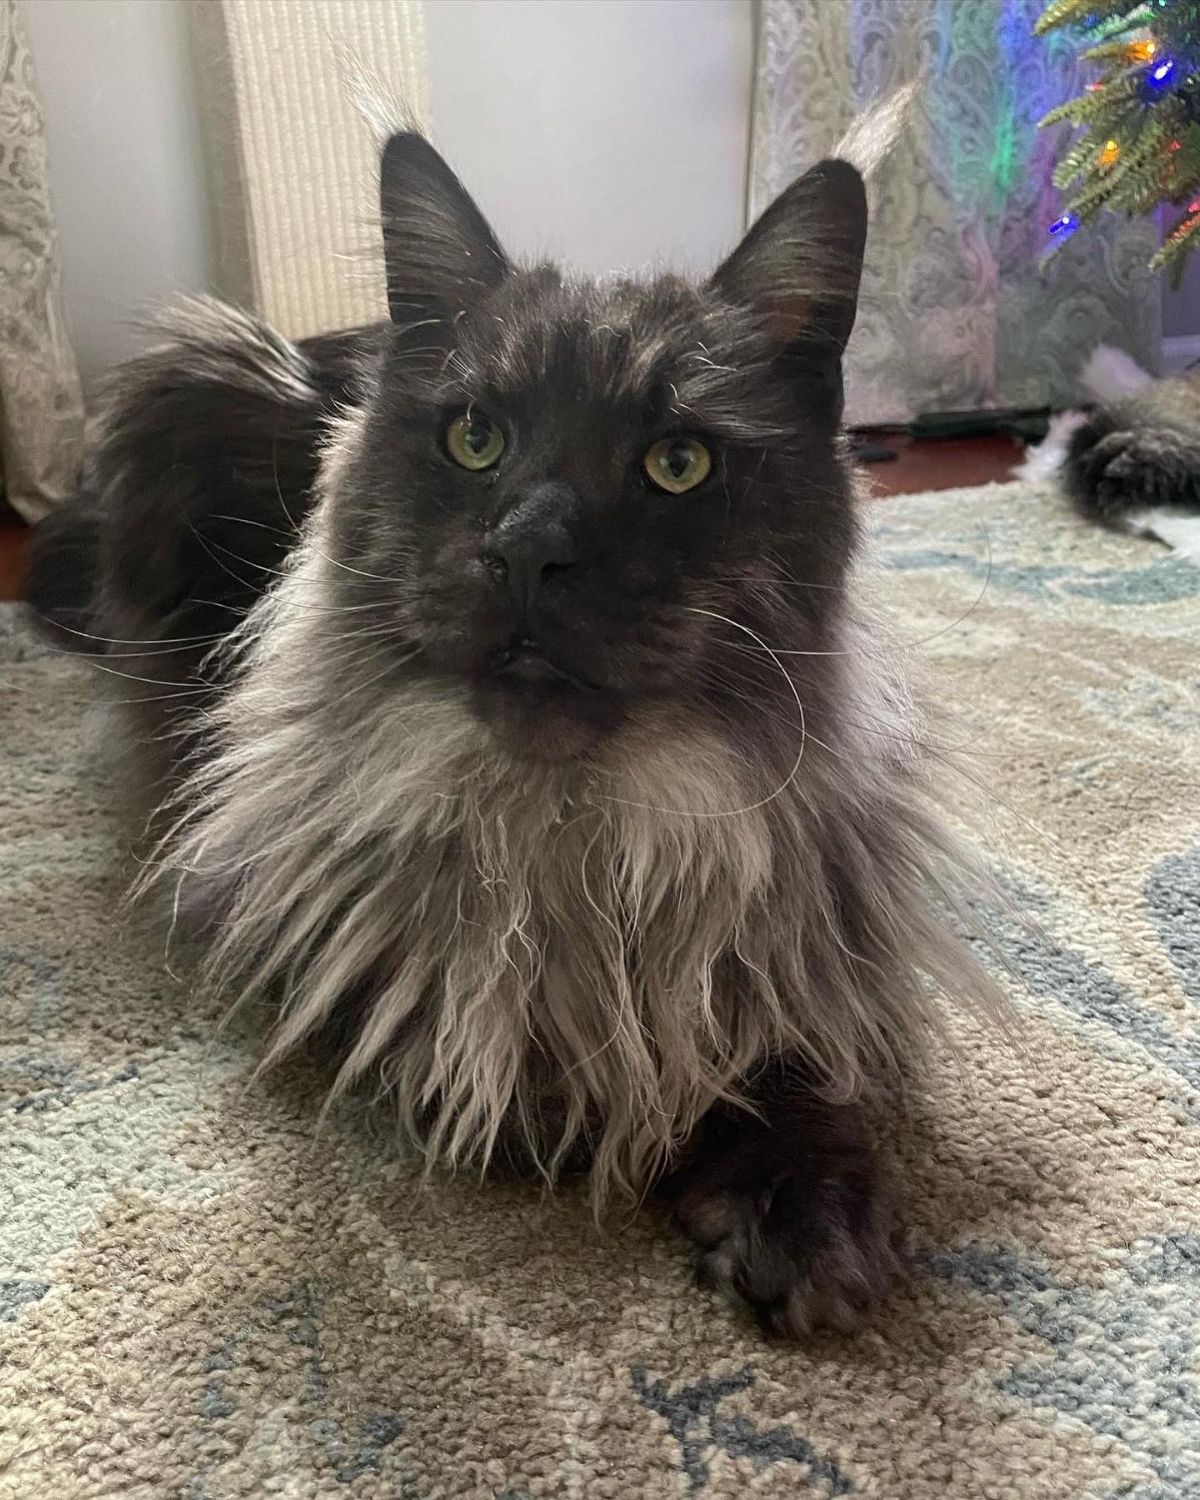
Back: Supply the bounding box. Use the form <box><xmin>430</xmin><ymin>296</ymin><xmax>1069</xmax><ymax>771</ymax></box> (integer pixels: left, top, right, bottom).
<box><xmin>24</xmin><ymin>0</ymin><xmax>755</xmax><ymax>386</ymax></box>
<box><xmin>423</xmin><ymin>0</ymin><xmax>755</xmax><ymax>277</ymax></box>
<box><xmin>22</xmin><ymin>0</ymin><xmax>213</xmax><ymax>392</ymax></box>
<box><xmin>24</xmin><ymin>0</ymin><xmax>1200</xmax><ymax>381</ymax></box>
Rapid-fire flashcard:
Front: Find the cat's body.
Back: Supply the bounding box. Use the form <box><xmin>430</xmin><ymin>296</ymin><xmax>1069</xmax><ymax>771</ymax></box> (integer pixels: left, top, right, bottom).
<box><xmin>29</xmin><ymin>309</ymin><xmax>382</xmax><ymax>767</ymax></box>
<box><xmin>29</xmin><ymin>132</ymin><xmax>995</xmax><ymax>1336</ymax></box>
<box><xmin>1023</xmin><ymin>345</ymin><xmax>1200</xmax><ymax>562</ymax></box>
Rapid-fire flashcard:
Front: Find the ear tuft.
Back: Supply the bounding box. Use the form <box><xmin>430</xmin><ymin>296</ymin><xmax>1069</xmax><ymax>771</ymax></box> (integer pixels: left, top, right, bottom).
<box><xmin>711</xmin><ymin>159</ymin><xmax>868</xmax><ymax>354</ymax></box>
<box><xmin>380</xmin><ymin>133</ymin><xmax>509</xmax><ymax>324</ymax></box>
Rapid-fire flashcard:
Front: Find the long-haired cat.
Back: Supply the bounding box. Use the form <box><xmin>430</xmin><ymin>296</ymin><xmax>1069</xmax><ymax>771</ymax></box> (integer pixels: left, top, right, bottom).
<box><xmin>1018</xmin><ymin>343</ymin><xmax>1200</xmax><ymax>562</ymax></box>
<box><xmin>28</xmin><ymin>128</ymin><xmax>997</xmax><ymax>1337</ymax></box>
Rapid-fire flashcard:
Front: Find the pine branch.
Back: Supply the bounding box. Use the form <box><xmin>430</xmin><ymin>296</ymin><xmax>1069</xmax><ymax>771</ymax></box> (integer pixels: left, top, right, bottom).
<box><xmin>1150</xmin><ymin>204</ymin><xmax>1200</xmax><ymax>272</ymax></box>
<box><xmin>1038</xmin><ymin>0</ymin><xmax>1200</xmax><ymax>272</ymax></box>
<box><xmin>1038</xmin><ymin>0</ymin><xmax>1146</xmax><ymax>35</ymax></box>
<box><xmin>1080</xmin><ymin>39</ymin><xmax>1156</xmax><ymax>65</ymax></box>
<box><xmin>1039</xmin><ymin>71</ymin><xmax>1143</xmax><ymax>130</ymax></box>
<box><xmin>1053</xmin><ymin>137</ymin><xmax>1102</xmax><ymax>190</ymax></box>
<box><xmin>1035</xmin><ymin>0</ymin><xmax>1137</xmax><ymax>34</ymax></box>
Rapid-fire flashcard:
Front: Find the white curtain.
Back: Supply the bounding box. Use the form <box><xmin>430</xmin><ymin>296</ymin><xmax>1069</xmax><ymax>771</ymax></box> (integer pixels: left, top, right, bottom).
<box><xmin>0</xmin><ymin>0</ymin><xmax>82</xmax><ymax>521</ymax></box>
<box><xmin>751</xmin><ymin>0</ymin><xmax>1162</xmax><ymax>424</ymax></box>
<box><xmin>191</xmin><ymin>0</ymin><xmax>430</xmax><ymax>339</ymax></box>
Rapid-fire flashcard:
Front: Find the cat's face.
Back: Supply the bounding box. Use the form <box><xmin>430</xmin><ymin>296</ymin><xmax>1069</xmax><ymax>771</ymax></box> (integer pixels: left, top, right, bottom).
<box><xmin>325</xmin><ymin>136</ymin><xmax>868</xmax><ymax>759</ymax></box>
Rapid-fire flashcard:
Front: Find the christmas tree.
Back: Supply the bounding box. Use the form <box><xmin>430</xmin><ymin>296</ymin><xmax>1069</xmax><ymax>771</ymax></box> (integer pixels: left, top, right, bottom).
<box><xmin>1037</xmin><ymin>0</ymin><xmax>1200</xmax><ymax>275</ymax></box>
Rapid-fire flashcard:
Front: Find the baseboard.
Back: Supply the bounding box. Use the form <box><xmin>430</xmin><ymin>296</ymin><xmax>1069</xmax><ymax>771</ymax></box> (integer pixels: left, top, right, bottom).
<box><xmin>1162</xmin><ymin>335</ymin><xmax>1200</xmax><ymax>374</ymax></box>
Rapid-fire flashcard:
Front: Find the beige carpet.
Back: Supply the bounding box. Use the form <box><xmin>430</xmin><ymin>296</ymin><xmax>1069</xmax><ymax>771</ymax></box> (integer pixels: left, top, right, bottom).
<box><xmin>3</xmin><ymin>480</ymin><xmax>1199</xmax><ymax>1499</ymax></box>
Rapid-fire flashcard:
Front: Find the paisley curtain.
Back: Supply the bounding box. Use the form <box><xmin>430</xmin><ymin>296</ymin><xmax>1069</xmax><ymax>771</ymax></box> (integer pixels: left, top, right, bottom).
<box><xmin>750</xmin><ymin>0</ymin><xmax>1162</xmax><ymax>424</ymax></box>
<box><xmin>0</xmin><ymin>0</ymin><xmax>83</xmax><ymax>521</ymax></box>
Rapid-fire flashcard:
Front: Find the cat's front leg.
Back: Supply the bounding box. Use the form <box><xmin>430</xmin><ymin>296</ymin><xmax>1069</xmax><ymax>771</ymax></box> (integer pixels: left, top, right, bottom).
<box><xmin>661</xmin><ymin>1060</ymin><xmax>898</xmax><ymax>1338</ymax></box>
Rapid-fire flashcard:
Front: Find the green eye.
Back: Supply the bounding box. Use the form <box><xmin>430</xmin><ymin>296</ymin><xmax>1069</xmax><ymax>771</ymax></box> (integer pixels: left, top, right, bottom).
<box><xmin>446</xmin><ymin>410</ymin><xmax>505</xmax><ymax>470</ymax></box>
<box><xmin>644</xmin><ymin>436</ymin><xmax>712</xmax><ymax>495</ymax></box>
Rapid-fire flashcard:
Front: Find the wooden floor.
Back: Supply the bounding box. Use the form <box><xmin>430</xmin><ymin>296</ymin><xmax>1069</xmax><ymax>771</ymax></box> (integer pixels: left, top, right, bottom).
<box><xmin>0</xmin><ymin>509</ymin><xmax>29</xmax><ymax>603</ymax></box>
<box><xmin>860</xmin><ymin>431</ymin><xmax>1023</xmax><ymax>498</ymax></box>
<box><xmin>0</xmin><ymin>432</ymin><xmax>1023</xmax><ymax>604</ymax></box>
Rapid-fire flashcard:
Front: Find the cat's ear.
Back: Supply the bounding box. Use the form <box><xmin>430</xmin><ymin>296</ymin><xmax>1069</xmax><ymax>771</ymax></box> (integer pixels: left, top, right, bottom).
<box><xmin>710</xmin><ymin>159</ymin><xmax>867</xmax><ymax>354</ymax></box>
<box><xmin>380</xmin><ymin>132</ymin><xmax>509</xmax><ymax>324</ymax></box>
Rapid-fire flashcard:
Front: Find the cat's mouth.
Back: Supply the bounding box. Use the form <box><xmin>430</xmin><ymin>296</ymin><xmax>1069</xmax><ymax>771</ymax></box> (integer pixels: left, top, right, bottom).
<box><xmin>472</xmin><ymin>635</ymin><xmax>617</xmax><ymax>757</ymax></box>
<box><xmin>485</xmin><ymin>637</ymin><xmax>601</xmax><ymax>695</ymax></box>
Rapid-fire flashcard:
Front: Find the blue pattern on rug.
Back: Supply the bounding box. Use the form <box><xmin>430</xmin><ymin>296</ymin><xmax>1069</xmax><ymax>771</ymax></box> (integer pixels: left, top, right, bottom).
<box><xmin>0</xmin><ymin>948</ymin><xmax>66</xmax><ymax>1030</ymax></box>
<box><xmin>880</xmin><ymin>546</ymin><xmax>1200</xmax><ymax>604</ymax></box>
<box><xmin>0</xmin><ymin>1280</ymin><xmax>50</xmax><ymax>1323</ymax></box>
<box><xmin>631</xmin><ymin>1366</ymin><xmax>853</xmax><ymax>1495</ymax></box>
<box><xmin>11</xmin><ymin>1060</ymin><xmax>141</xmax><ymax>1114</ymax></box>
<box><xmin>1145</xmin><ymin>845</ymin><xmax>1200</xmax><ymax>1007</ymax></box>
<box><xmin>929</xmin><ymin>1236</ymin><xmax>1200</xmax><ymax>1499</ymax></box>
<box><xmin>969</xmin><ymin>899</ymin><xmax>1200</xmax><ymax>1110</ymax></box>
<box><xmin>189</xmin><ymin>1281</ymin><xmax>409</xmax><ymax>1493</ymax></box>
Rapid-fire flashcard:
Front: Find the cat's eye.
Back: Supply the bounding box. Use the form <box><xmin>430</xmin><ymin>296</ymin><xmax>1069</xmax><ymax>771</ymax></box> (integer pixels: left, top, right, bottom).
<box><xmin>643</xmin><ymin>437</ymin><xmax>712</xmax><ymax>495</ymax></box>
<box><xmin>445</xmin><ymin>410</ymin><xmax>505</xmax><ymax>471</ymax></box>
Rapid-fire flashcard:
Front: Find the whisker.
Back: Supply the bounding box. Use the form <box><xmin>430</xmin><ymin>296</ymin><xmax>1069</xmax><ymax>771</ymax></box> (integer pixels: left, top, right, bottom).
<box><xmin>208</xmin><ymin>512</ymin><xmax>300</xmax><ymax>540</ymax></box>
<box><xmin>270</xmin><ymin>415</ymin><xmax>306</xmax><ymax>539</ymax></box>
<box><xmin>39</xmin><ymin>640</ymin><xmax>219</xmax><ymax>662</ymax></box>
<box><xmin>321</xmin><ymin>650</ymin><xmax>423</xmax><ymax>713</ymax></box>
<box><xmin>190</xmin><ymin>593</ymin><xmax>408</xmax><ymax>624</ymax></box>
<box><xmin>710</xmin><ymin>523</ymin><xmax>995</xmax><ymax>661</ymax></box>
<box><xmin>694</xmin><ymin>659</ymin><xmax>1064</xmax><ymax>858</ymax></box>
<box><xmin>179</xmin><ymin>509</ymin><xmax>276</xmax><ymax>600</ymax></box>
<box><xmin>593</xmin><ymin>607</ymin><xmax>807</xmax><ymax>820</ymax></box>
<box><xmin>104</xmin><ymin>687</ymin><xmax>215</xmax><ymax>707</ymax></box>
<box><xmin>706</xmin><ymin>575</ymin><xmax>841</xmax><ymax>591</ymax></box>
<box><xmin>24</xmin><ymin>614</ymin><xmax>226</xmax><ymax>650</ymax></box>
<box><xmin>73</xmin><ymin>658</ymin><xmax>208</xmax><ymax>691</ymax></box>
<box><xmin>190</xmin><ymin>530</ymin><xmax>297</xmax><ymax>586</ymax></box>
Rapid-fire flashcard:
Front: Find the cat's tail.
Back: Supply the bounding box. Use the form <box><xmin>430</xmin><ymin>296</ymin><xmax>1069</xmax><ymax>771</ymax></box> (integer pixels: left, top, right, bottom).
<box><xmin>1078</xmin><ymin>343</ymin><xmax>1154</xmax><ymax>405</ymax></box>
<box><xmin>1011</xmin><ymin>342</ymin><xmax>1154</xmax><ymax>485</ymax></box>
<box><xmin>25</xmin><ymin>494</ymin><xmax>103</xmax><ymax>651</ymax></box>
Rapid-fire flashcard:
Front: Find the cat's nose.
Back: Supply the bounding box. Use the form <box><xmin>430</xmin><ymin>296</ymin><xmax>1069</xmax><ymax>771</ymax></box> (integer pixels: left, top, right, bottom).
<box><xmin>482</xmin><ymin>526</ymin><xmax>578</xmax><ymax>607</ymax></box>
<box><xmin>482</xmin><ymin>487</ymin><xmax>579</xmax><ymax>607</ymax></box>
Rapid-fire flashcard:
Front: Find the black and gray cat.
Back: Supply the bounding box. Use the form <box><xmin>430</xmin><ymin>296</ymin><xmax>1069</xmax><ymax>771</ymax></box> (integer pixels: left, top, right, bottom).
<box><xmin>29</xmin><ymin>131</ymin><xmax>998</xmax><ymax>1337</ymax></box>
<box><xmin>1034</xmin><ymin>345</ymin><xmax>1200</xmax><ymax>561</ymax></box>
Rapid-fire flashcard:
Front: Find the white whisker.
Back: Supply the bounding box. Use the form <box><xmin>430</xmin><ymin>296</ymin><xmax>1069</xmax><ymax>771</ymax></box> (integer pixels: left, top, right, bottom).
<box><xmin>591</xmin><ymin>607</ymin><xmax>806</xmax><ymax>820</ymax></box>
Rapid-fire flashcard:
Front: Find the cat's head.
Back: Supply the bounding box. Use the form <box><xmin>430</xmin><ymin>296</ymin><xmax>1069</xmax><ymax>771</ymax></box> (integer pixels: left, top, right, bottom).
<box><xmin>324</xmin><ymin>133</ymin><xmax>868</xmax><ymax>760</ymax></box>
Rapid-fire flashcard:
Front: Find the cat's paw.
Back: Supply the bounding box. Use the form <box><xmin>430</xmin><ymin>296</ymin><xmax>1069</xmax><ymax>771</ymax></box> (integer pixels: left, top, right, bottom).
<box><xmin>1080</xmin><ymin>425</ymin><xmax>1200</xmax><ymax>510</ymax></box>
<box><xmin>673</xmin><ymin>1158</ymin><xmax>899</xmax><ymax>1338</ymax></box>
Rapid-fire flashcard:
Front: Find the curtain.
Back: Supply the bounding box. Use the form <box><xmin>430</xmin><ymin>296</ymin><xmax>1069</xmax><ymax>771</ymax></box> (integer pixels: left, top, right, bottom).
<box><xmin>0</xmin><ymin>0</ymin><xmax>82</xmax><ymax>522</ymax></box>
<box><xmin>750</xmin><ymin>0</ymin><xmax>1162</xmax><ymax>424</ymax></box>
<box><xmin>191</xmin><ymin>0</ymin><xmax>429</xmax><ymax>340</ymax></box>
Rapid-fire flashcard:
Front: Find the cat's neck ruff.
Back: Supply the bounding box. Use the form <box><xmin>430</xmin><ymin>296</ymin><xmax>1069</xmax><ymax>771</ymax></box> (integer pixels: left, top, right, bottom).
<box><xmin>152</xmin><ymin>496</ymin><xmax>981</xmax><ymax>1204</ymax></box>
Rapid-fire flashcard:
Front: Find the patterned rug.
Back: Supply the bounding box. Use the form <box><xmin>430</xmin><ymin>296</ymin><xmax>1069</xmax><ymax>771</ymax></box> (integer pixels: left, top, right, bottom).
<box><xmin>3</xmin><ymin>480</ymin><xmax>1199</xmax><ymax>1499</ymax></box>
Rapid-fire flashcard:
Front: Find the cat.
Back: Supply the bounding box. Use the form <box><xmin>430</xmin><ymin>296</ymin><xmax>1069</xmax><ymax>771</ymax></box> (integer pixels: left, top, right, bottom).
<box><xmin>28</xmin><ymin>127</ymin><xmax>999</xmax><ymax>1338</ymax></box>
<box><xmin>1017</xmin><ymin>344</ymin><xmax>1200</xmax><ymax>562</ymax></box>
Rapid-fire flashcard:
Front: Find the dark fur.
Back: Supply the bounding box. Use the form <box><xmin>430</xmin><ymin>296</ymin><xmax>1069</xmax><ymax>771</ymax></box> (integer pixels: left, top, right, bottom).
<box><xmin>29</xmin><ymin>314</ymin><xmax>384</xmax><ymax>776</ymax></box>
<box><xmin>29</xmin><ymin>133</ymin><xmax>994</xmax><ymax>1337</ymax></box>
<box><xmin>1063</xmin><ymin>372</ymin><xmax>1200</xmax><ymax>526</ymax></box>
<box><xmin>662</xmin><ymin>1063</ymin><xmax>896</xmax><ymax>1337</ymax></box>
